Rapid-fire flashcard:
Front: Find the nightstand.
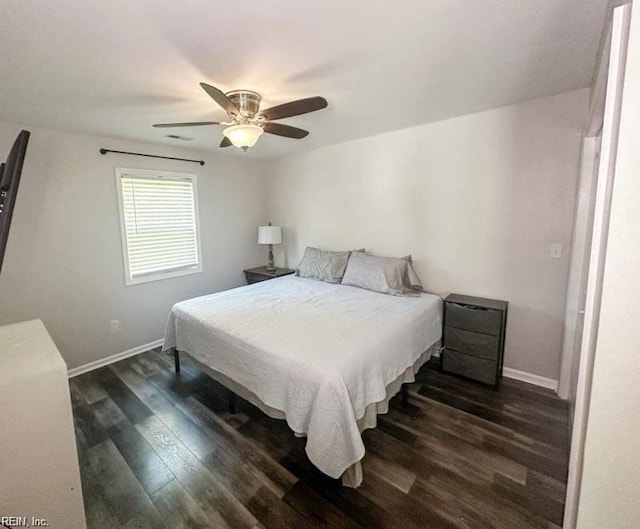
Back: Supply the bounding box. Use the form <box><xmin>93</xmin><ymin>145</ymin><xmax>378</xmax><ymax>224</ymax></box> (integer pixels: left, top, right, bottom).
<box><xmin>243</xmin><ymin>266</ymin><xmax>295</xmax><ymax>284</ymax></box>
<box><xmin>442</xmin><ymin>294</ymin><xmax>508</xmax><ymax>386</ymax></box>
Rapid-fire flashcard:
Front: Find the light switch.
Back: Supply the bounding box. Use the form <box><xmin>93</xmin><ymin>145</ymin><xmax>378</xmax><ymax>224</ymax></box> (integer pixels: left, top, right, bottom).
<box><xmin>550</xmin><ymin>243</ymin><xmax>563</xmax><ymax>259</ymax></box>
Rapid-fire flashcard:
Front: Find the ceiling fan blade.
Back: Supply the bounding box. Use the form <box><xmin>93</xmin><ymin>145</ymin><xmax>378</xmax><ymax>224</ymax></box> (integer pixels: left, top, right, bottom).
<box><xmin>259</xmin><ymin>96</ymin><xmax>327</xmax><ymax>121</ymax></box>
<box><xmin>263</xmin><ymin>122</ymin><xmax>309</xmax><ymax>139</ymax></box>
<box><xmin>220</xmin><ymin>137</ymin><xmax>232</xmax><ymax>148</ymax></box>
<box><xmin>153</xmin><ymin>121</ymin><xmax>221</xmax><ymax>128</ymax></box>
<box><xmin>200</xmin><ymin>83</ymin><xmax>239</xmax><ymax>115</ymax></box>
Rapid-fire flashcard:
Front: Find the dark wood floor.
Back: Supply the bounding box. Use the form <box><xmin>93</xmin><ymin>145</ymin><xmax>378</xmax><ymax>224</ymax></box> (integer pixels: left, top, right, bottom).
<box><xmin>70</xmin><ymin>349</ymin><xmax>569</xmax><ymax>529</ymax></box>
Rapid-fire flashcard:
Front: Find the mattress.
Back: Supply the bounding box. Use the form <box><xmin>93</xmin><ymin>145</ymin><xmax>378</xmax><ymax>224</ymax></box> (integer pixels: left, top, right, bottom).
<box><xmin>163</xmin><ymin>275</ymin><xmax>442</xmax><ymax>484</ymax></box>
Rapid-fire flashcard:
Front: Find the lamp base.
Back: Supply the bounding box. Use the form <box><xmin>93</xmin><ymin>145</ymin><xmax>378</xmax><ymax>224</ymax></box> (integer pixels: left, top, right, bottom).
<box><xmin>266</xmin><ymin>244</ymin><xmax>276</xmax><ymax>271</ymax></box>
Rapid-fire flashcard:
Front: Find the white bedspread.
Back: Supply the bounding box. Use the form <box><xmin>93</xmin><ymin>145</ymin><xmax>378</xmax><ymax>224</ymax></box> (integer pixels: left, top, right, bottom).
<box><xmin>163</xmin><ymin>275</ymin><xmax>442</xmax><ymax>481</ymax></box>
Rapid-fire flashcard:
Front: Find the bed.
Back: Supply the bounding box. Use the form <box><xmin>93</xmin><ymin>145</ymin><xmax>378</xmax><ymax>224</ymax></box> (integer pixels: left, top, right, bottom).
<box><xmin>162</xmin><ymin>274</ymin><xmax>442</xmax><ymax>487</ymax></box>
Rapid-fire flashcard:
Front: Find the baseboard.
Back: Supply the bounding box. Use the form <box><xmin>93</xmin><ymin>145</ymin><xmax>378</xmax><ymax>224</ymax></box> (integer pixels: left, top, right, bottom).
<box><xmin>432</xmin><ymin>350</ymin><xmax>558</xmax><ymax>392</ymax></box>
<box><xmin>68</xmin><ymin>340</ymin><xmax>559</xmax><ymax>393</ymax></box>
<box><xmin>502</xmin><ymin>367</ymin><xmax>559</xmax><ymax>392</ymax></box>
<box><xmin>67</xmin><ymin>338</ymin><xmax>163</xmax><ymax>378</ymax></box>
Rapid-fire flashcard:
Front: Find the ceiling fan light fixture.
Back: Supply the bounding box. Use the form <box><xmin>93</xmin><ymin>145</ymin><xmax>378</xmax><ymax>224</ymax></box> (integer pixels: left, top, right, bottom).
<box><xmin>222</xmin><ymin>124</ymin><xmax>263</xmax><ymax>151</ymax></box>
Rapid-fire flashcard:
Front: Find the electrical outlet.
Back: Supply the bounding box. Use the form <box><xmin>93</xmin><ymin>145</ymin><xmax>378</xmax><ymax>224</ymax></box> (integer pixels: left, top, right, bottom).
<box><xmin>110</xmin><ymin>320</ymin><xmax>119</xmax><ymax>333</ymax></box>
<box><xmin>550</xmin><ymin>243</ymin><xmax>563</xmax><ymax>259</ymax></box>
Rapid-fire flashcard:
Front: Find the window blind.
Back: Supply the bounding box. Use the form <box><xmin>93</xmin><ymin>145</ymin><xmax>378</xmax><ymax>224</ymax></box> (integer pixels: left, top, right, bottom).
<box><xmin>119</xmin><ymin>174</ymin><xmax>200</xmax><ymax>281</ymax></box>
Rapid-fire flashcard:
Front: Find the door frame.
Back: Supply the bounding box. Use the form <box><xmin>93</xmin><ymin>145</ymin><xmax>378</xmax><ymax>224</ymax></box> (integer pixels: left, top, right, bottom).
<box><xmin>562</xmin><ymin>3</ymin><xmax>632</xmax><ymax>527</ymax></box>
<box><xmin>557</xmin><ymin>136</ymin><xmax>600</xmax><ymax>402</ymax></box>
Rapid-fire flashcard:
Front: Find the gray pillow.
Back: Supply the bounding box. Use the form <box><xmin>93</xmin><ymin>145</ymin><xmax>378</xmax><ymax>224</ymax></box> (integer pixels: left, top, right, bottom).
<box><xmin>341</xmin><ymin>252</ymin><xmax>423</xmax><ymax>296</ymax></box>
<box><xmin>296</xmin><ymin>247</ymin><xmax>351</xmax><ymax>283</ymax></box>
<box><xmin>400</xmin><ymin>255</ymin><xmax>423</xmax><ymax>292</ymax></box>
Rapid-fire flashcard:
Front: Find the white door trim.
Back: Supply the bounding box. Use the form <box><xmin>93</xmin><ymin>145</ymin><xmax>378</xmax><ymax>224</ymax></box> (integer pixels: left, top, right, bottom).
<box><xmin>563</xmin><ymin>4</ymin><xmax>632</xmax><ymax>527</ymax></box>
<box><xmin>557</xmin><ymin>136</ymin><xmax>599</xmax><ymax>401</ymax></box>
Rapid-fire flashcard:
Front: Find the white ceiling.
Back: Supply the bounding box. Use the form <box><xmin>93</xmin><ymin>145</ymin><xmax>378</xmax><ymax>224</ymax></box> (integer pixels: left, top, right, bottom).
<box><xmin>0</xmin><ymin>0</ymin><xmax>608</xmax><ymax>159</ymax></box>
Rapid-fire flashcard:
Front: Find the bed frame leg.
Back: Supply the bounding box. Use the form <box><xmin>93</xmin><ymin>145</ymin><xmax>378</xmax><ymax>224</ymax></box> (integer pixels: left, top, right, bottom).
<box><xmin>173</xmin><ymin>349</ymin><xmax>180</xmax><ymax>373</ymax></box>
<box><xmin>401</xmin><ymin>384</ymin><xmax>408</xmax><ymax>408</ymax></box>
<box><xmin>228</xmin><ymin>391</ymin><xmax>237</xmax><ymax>414</ymax></box>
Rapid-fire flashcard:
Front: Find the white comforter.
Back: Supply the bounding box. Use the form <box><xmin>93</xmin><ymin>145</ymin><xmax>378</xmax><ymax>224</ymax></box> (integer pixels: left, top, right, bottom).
<box><xmin>163</xmin><ymin>275</ymin><xmax>442</xmax><ymax>480</ymax></box>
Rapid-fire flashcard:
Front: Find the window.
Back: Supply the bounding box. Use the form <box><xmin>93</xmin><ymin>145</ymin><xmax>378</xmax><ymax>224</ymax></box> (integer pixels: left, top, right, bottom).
<box><xmin>115</xmin><ymin>168</ymin><xmax>202</xmax><ymax>285</ymax></box>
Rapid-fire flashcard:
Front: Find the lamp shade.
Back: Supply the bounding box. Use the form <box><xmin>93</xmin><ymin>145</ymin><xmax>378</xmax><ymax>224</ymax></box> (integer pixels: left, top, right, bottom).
<box><xmin>223</xmin><ymin>124</ymin><xmax>263</xmax><ymax>150</ymax></box>
<box><xmin>258</xmin><ymin>225</ymin><xmax>282</xmax><ymax>245</ymax></box>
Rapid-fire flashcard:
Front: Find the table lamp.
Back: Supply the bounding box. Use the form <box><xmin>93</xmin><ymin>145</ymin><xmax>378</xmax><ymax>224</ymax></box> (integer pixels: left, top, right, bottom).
<box><xmin>258</xmin><ymin>223</ymin><xmax>282</xmax><ymax>271</ymax></box>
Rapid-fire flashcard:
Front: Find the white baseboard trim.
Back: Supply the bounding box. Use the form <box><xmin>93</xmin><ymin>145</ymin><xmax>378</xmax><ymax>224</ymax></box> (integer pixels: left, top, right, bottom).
<box><xmin>67</xmin><ymin>338</ymin><xmax>163</xmax><ymax>378</ymax></box>
<box><xmin>431</xmin><ymin>350</ymin><xmax>558</xmax><ymax>392</ymax></box>
<box><xmin>501</xmin><ymin>367</ymin><xmax>559</xmax><ymax>392</ymax></box>
<box><xmin>68</xmin><ymin>340</ymin><xmax>559</xmax><ymax>393</ymax></box>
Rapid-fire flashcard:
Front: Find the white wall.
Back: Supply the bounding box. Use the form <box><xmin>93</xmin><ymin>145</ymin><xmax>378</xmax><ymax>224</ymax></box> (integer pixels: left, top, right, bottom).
<box><xmin>266</xmin><ymin>90</ymin><xmax>588</xmax><ymax>381</ymax></box>
<box><xmin>577</xmin><ymin>4</ymin><xmax>640</xmax><ymax>527</ymax></box>
<box><xmin>0</xmin><ymin>121</ymin><xmax>266</xmax><ymax>370</ymax></box>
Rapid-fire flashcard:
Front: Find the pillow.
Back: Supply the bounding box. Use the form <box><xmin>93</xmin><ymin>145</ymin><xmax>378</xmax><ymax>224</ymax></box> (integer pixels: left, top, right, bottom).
<box><xmin>296</xmin><ymin>247</ymin><xmax>351</xmax><ymax>283</ymax></box>
<box><xmin>367</xmin><ymin>253</ymin><xmax>422</xmax><ymax>293</ymax></box>
<box><xmin>341</xmin><ymin>251</ymin><xmax>423</xmax><ymax>296</ymax></box>
<box><xmin>400</xmin><ymin>254</ymin><xmax>423</xmax><ymax>292</ymax></box>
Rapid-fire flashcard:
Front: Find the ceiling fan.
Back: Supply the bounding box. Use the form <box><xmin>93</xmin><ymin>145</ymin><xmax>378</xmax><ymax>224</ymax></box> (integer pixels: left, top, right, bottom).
<box><xmin>153</xmin><ymin>83</ymin><xmax>328</xmax><ymax>151</ymax></box>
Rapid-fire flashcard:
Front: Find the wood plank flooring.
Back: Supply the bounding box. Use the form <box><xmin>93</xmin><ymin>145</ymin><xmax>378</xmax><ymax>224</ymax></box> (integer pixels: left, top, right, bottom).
<box><xmin>71</xmin><ymin>348</ymin><xmax>569</xmax><ymax>528</ymax></box>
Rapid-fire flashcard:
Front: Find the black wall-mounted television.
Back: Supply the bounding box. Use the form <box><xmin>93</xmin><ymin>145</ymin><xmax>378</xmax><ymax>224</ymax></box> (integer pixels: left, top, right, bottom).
<box><xmin>0</xmin><ymin>130</ymin><xmax>30</xmax><ymax>276</ymax></box>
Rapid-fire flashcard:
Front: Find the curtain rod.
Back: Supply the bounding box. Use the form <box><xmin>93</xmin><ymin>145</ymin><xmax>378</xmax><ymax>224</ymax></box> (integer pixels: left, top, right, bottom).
<box><xmin>99</xmin><ymin>148</ymin><xmax>205</xmax><ymax>166</ymax></box>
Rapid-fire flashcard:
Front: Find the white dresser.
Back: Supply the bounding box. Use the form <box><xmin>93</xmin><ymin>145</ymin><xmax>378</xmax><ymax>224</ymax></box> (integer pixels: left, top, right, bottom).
<box><xmin>0</xmin><ymin>319</ymin><xmax>86</xmax><ymax>529</ymax></box>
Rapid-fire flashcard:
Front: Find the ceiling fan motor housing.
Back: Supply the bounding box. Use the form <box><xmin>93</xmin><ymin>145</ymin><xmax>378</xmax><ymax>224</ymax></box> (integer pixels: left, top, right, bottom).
<box><xmin>226</xmin><ymin>90</ymin><xmax>262</xmax><ymax>120</ymax></box>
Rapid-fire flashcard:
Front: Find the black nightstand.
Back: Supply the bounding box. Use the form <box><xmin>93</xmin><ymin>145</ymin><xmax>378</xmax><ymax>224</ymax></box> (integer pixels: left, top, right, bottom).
<box><xmin>243</xmin><ymin>266</ymin><xmax>295</xmax><ymax>284</ymax></box>
<box><xmin>442</xmin><ymin>294</ymin><xmax>508</xmax><ymax>386</ymax></box>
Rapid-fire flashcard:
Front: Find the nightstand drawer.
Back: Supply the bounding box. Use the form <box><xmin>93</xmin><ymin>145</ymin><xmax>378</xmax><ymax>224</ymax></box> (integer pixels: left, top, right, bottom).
<box><xmin>444</xmin><ymin>326</ymin><xmax>500</xmax><ymax>360</ymax></box>
<box><xmin>442</xmin><ymin>349</ymin><xmax>497</xmax><ymax>385</ymax></box>
<box><xmin>446</xmin><ymin>302</ymin><xmax>502</xmax><ymax>335</ymax></box>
